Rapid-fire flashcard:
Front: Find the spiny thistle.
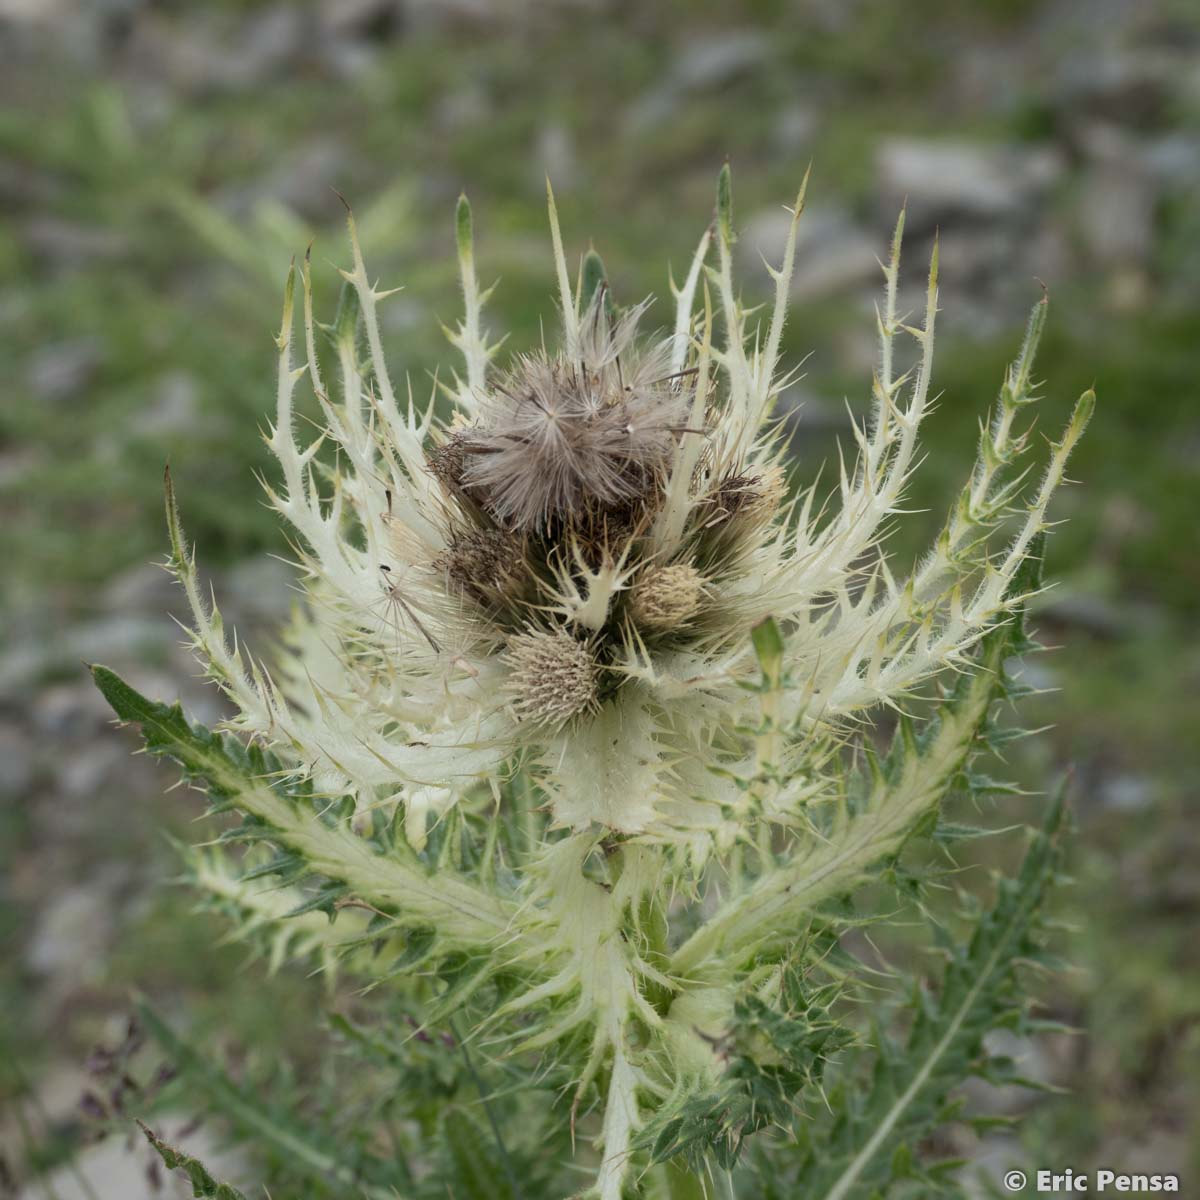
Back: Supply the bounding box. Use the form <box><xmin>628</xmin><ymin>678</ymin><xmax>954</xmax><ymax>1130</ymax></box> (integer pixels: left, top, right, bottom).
<box><xmin>96</xmin><ymin>166</ymin><xmax>1091</xmax><ymax>1199</ymax></box>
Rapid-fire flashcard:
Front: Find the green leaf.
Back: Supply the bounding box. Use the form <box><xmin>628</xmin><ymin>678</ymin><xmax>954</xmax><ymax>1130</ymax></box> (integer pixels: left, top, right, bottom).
<box><xmin>717</xmin><ymin>162</ymin><xmax>735</xmax><ymax>247</ymax></box>
<box><xmin>455</xmin><ymin>192</ymin><xmax>474</xmax><ymax>262</ymax></box>
<box><xmin>751</xmin><ymin>616</ymin><xmax>784</xmax><ymax>688</ymax></box>
<box><xmin>323</xmin><ymin>278</ymin><xmax>361</xmax><ymax>351</ymax></box>
<box><xmin>138</xmin><ymin>1002</ymin><xmax>408</xmax><ymax>1200</ymax></box>
<box><xmin>137</xmin><ymin>1121</ymin><xmax>248</xmax><ymax>1200</ymax></box>
<box><xmin>580</xmin><ymin>247</ymin><xmax>615</xmax><ymax>320</ymax></box>
<box><xmin>438</xmin><ymin>1108</ymin><xmax>520</xmax><ymax>1200</ymax></box>
<box><xmin>780</xmin><ymin>786</ymin><xmax>1069</xmax><ymax>1200</ymax></box>
<box><xmin>640</xmin><ymin>953</ymin><xmax>853</xmax><ymax>1172</ymax></box>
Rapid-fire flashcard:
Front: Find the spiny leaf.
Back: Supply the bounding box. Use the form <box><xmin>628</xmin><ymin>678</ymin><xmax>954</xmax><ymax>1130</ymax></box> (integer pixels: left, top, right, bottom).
<box><xmin>137</xmin><ymin>1121</ymin><xmax>248</xmax><ymax>1200</ymax></box>
<box><xmin>640</xmin><ymin>956</ymin><xmax>853</xmax><ymax>1172</ymax></box>
<box><xmin>717</xmin><ymin>161</ymin><xmax>735</xmax><ymax>246</ymax></box>
<box><xmin>138</xmin><ymin>1002</ymin><xmax>407</xmax><ymax>1200</ymax></box>
<box><xmin>580</xmin><ymin>246</ymin><xmax>615</xmax><ymax>320</ymax></box>
<box><xmin>90</xmin><ymin>665</ymin><xmax>514</xmax><ymax>947</ymax></box>
<box><xmin>437</xmin><ymin>1108</ymin><xmax>521</xmax><ymax>1200</ymax></box>
<box><xmin>751</xmin><ymin>616</ymin><xmax>785</xmax><ymax>686</ymax></box>
<box><xmin>778</xmin><ymin>785</ymin><xmax>1069</xmax><ymax>1200</ymax></box>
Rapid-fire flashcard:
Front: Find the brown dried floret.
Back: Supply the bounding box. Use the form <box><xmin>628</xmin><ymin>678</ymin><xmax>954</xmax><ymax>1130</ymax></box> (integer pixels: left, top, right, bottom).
<box><xmin>435</xmin><ymin>527</ymin><xmax>527</xmax><ymax>605</ymax></box>
<box><xmin>455</xmin><ymin>303</ymin><xmax>693</xmax><ymax>532</ymax></box>
<box><xmin>426</xmin><ymin>432</ymin><xmax>472</xmax><ymax>496</ymax></box>
<box><xmin>697</xmin><ymin>468</ymin><xmax>784</xmax><ymax>529</ymax></box>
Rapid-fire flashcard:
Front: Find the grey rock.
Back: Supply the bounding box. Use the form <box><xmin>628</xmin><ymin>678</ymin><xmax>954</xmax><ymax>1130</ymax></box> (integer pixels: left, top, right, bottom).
<box><xmin>627</xmin><ymin>30</ymin><xmax>771</xmax><ymax>132</ymax></box>
<box><xmin>380</xmin><ymin>294</ymin><xmax>425</xmax><ymax>334</ymax></box>
<box><xmin>402</xmin><ymin>0</ymin><xmax>522</xmax><ymax>27</ymax></box>
<box><xmin>26</xmin><ymin>881</ymin><xmax>117</xmax><ymax>982</ymax></box>
<box><xmin>31</xmin><ymin>681</ymin><xmax>117</xmax><ymax>739</ymax></box>
<box><xmin>672</xmin><ymin>31</ymin><xmax>771</xmax><ymax>91</ymax></box>
<box><xmin>775</xmin><ymin>385</ymin><xmax>848</xmax><ymax>436</ymax></box>
<box><xmin>22</xmin><ymin>217</ymin><xmax>130</xmax><ymax>267</ymax></box>
<box><xmin>66</xmin><ymin>614</ymin><xmax>176</xmax><ymax>666</ymax></box>
<box><xmin>222</xmin><ymin>556</ymin><xmax>295</xmax><ymax>623</ymax></box>
<box><xmin>135</xmin><ymin>4</ymin><xmax>305</xmax><ymax>96</ymax></box>
<box><xmin>0</xmin><ymin>447</ymin><xmax>40</xmax><ymax>489</ymax></box>
<box><xmin>1008</xmin><ymin>660</ymin><xmax>1058</xmax><ymax>694</ymax></box>
<box><xmin>737</xmin><ymin>206</ymin><xmax>795</xmax><ymax>267</ymax></box>
<box><xmin>877</xmin><ymin>138</ymin><xmax>1064</xmax><ymax>230</ymax></box>
<box><xmin>435</xmin><ymin>82</ymin><xmax>491</xmax><ymax>132</ymax></box>
<box><xmin>141</xmin><ymin>370</ymin><xmax>201</xmax><ymax>437</ymax></box>
<box><xmin>1077</xmin><ymin>127</ymin><xmax>1156</xmax><ymax>269</ymax></box>
<box><xmin>0</xmin><ymin>615</ymin><xmax>175</xmax><ymax>697</ymax></box>
<box><xmin>958</xmin><ymin>1136</ymin><xmax>1031</xmax><ymax>1200</ymax></box>
<box><xmin>318</xmin><ymin>0</ymin><xmax>402</xmax><ymax>39</ymax></box>
<box><xmin>319</xmin><ymin>36</ymin><xmax>378</xmax><ymax>79</ymax></box>
<box><xmin>0</xmin><ymin>0</ymin><xmax>65</xmax><ymax>23</ymax></box>
<box><xmin>101</xmin><ymin>560</ymin><xmax>179</xmax><ymax>615</ymax></box>
<box><xmin>739</xmin><ymin>205</ymin><xmax>879</xmax><ymax>300</ymax></box>
<box><xmin>624</xmin><ymin>86</ymin><xmax>680</xmax><ymax>134</ymax></box>
<box><xmin>1102</xmin><ymin>1130</ymin><xmax>1189</xmax><ymax>1179</ymax></box>
<box><xmin>219</xmin><ymin>4</ymin><xmax>306</xmax><ymax>83</ymax></box>
<box><xmin>534</xmin><ymin>121</ymin><xmax>578</xmax><ymax>193</ymax></box>
<box><xmin>0</xmin><ymin>724</ymin><xmax>35</xmax><ymax>796</ymax></box>
<box><xmin>1099</xmin><ymin>773</ymin><xmax>1155</xmax><ymax>814</ymax></box>
<box><xmin>1055</xmin><ymin>48</ymin><xmax>1174</xmax><ymax>127</ymax></box>
<box><xmin>56</xmin><ymin>739</ymin><xmax>130</xmax><ymax>799</ymax></box>
<box><xmin>27</xmin><ymin>337</ymin><xmax>105</xmax><ymax>401</ymax></box>
<box><xmin>1038</xmin><ymin>591</ymin><xmax>1127</xmax><ymax>638</ymax></box>
<box><xmin>0</xmin><ymin>158</ymin><xmax>60</xmax><ymax>210</ymax></box>
<box><xmin>770</xmin><ymin>104</ymin><xmax>817</xmax><ymax>155</ymax></box>
<box><xmin>242</xmin><ymin>138</ymin><xmax>349</xmax><ymax>220</ymax></box>
<box><xmin>1141</xmin><ymin>133</ymin><xmax>1200</xmax><ymax>189</ymax></box>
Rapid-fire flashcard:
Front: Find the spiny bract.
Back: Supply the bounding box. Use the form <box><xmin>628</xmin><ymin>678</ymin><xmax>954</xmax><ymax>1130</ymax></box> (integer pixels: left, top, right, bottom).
<box><xmin>134</xmin><ymin>165</ymin><xmax>1090</xmax><ymax>1199</ymax></box>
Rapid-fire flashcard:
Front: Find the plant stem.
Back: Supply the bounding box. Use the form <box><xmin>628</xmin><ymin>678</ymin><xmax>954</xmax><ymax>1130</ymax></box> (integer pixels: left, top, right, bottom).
<box><xmin>448</xmin><ymin>1016</ymin><xmax>522</xmax><ymax>1199</ymax></box>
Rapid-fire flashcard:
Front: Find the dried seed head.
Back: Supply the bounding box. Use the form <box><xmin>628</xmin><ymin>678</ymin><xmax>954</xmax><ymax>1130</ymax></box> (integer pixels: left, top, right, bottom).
<box><xmin>435</xmin><ymin>527</ymin><xmax>526</xmax><ymax>604</ymax></box>
<box><xmin>504</xmin><ymin>629</ymin><xmax>600</xmax><ymax>727</ymax></box>
<box><xmin>702</xmin><ymin>467</ymin><xmax>786</xmax><ymax>530</ymax></box>
<box><xmin>457</xmin><ymin>303</ymin><xmax>691</xmax><ymax>531</ymax></box>
<box><xmin>629</xmin><ymin>561</ymin><xmax>706</xmax><ymax>630</ymax></box>
<box><xmin>426</xmin><ymin>432</ymin><xmax>471</xmax><ymax>497</ymax></box>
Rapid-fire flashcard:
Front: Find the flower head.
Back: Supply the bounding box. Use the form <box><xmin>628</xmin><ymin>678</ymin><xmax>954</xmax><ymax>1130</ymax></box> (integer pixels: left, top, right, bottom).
<box><xmin>629</xmin><ymin>561</ymin><xmax>706</xmax><ymax>631</ymax></box>
<box><xmin>503</xmin><ymin>628</ymin><xmax>600</xmax><ymax>727</ymax></box>
<box><xmin>169</xmin><ymin>170</ymin><xmax>1091</xmax><ymax>846</ymax></box>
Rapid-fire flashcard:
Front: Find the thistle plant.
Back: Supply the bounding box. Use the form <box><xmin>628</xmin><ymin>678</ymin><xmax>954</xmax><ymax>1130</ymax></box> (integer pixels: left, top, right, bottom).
<box><xmin>96</xmin><ymin>166</ymin><xmax>1092</xmax><ymax>1199</ymax></box>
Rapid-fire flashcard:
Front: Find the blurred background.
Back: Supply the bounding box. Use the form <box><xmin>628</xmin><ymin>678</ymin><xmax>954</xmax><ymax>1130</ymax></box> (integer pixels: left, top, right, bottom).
<box><xmin>1</xmin><ymin>0</ymin><xmax>1197</xmax><ymax>1195</ymax></box>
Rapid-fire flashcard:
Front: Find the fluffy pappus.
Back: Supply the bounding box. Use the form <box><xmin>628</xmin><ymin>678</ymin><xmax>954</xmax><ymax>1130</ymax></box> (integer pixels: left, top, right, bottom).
<box><xmin>452</xmin><ymin>302</ymin><xmax>693</xmax><ymax>533</ymax></box>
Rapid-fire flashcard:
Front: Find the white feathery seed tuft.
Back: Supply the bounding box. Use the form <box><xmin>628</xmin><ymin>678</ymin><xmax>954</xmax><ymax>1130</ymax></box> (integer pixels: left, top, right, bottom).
<box><xmin>454</xmin><ymin>302</ymin><xmax>692</xmax><ymax>531</ymax></box>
